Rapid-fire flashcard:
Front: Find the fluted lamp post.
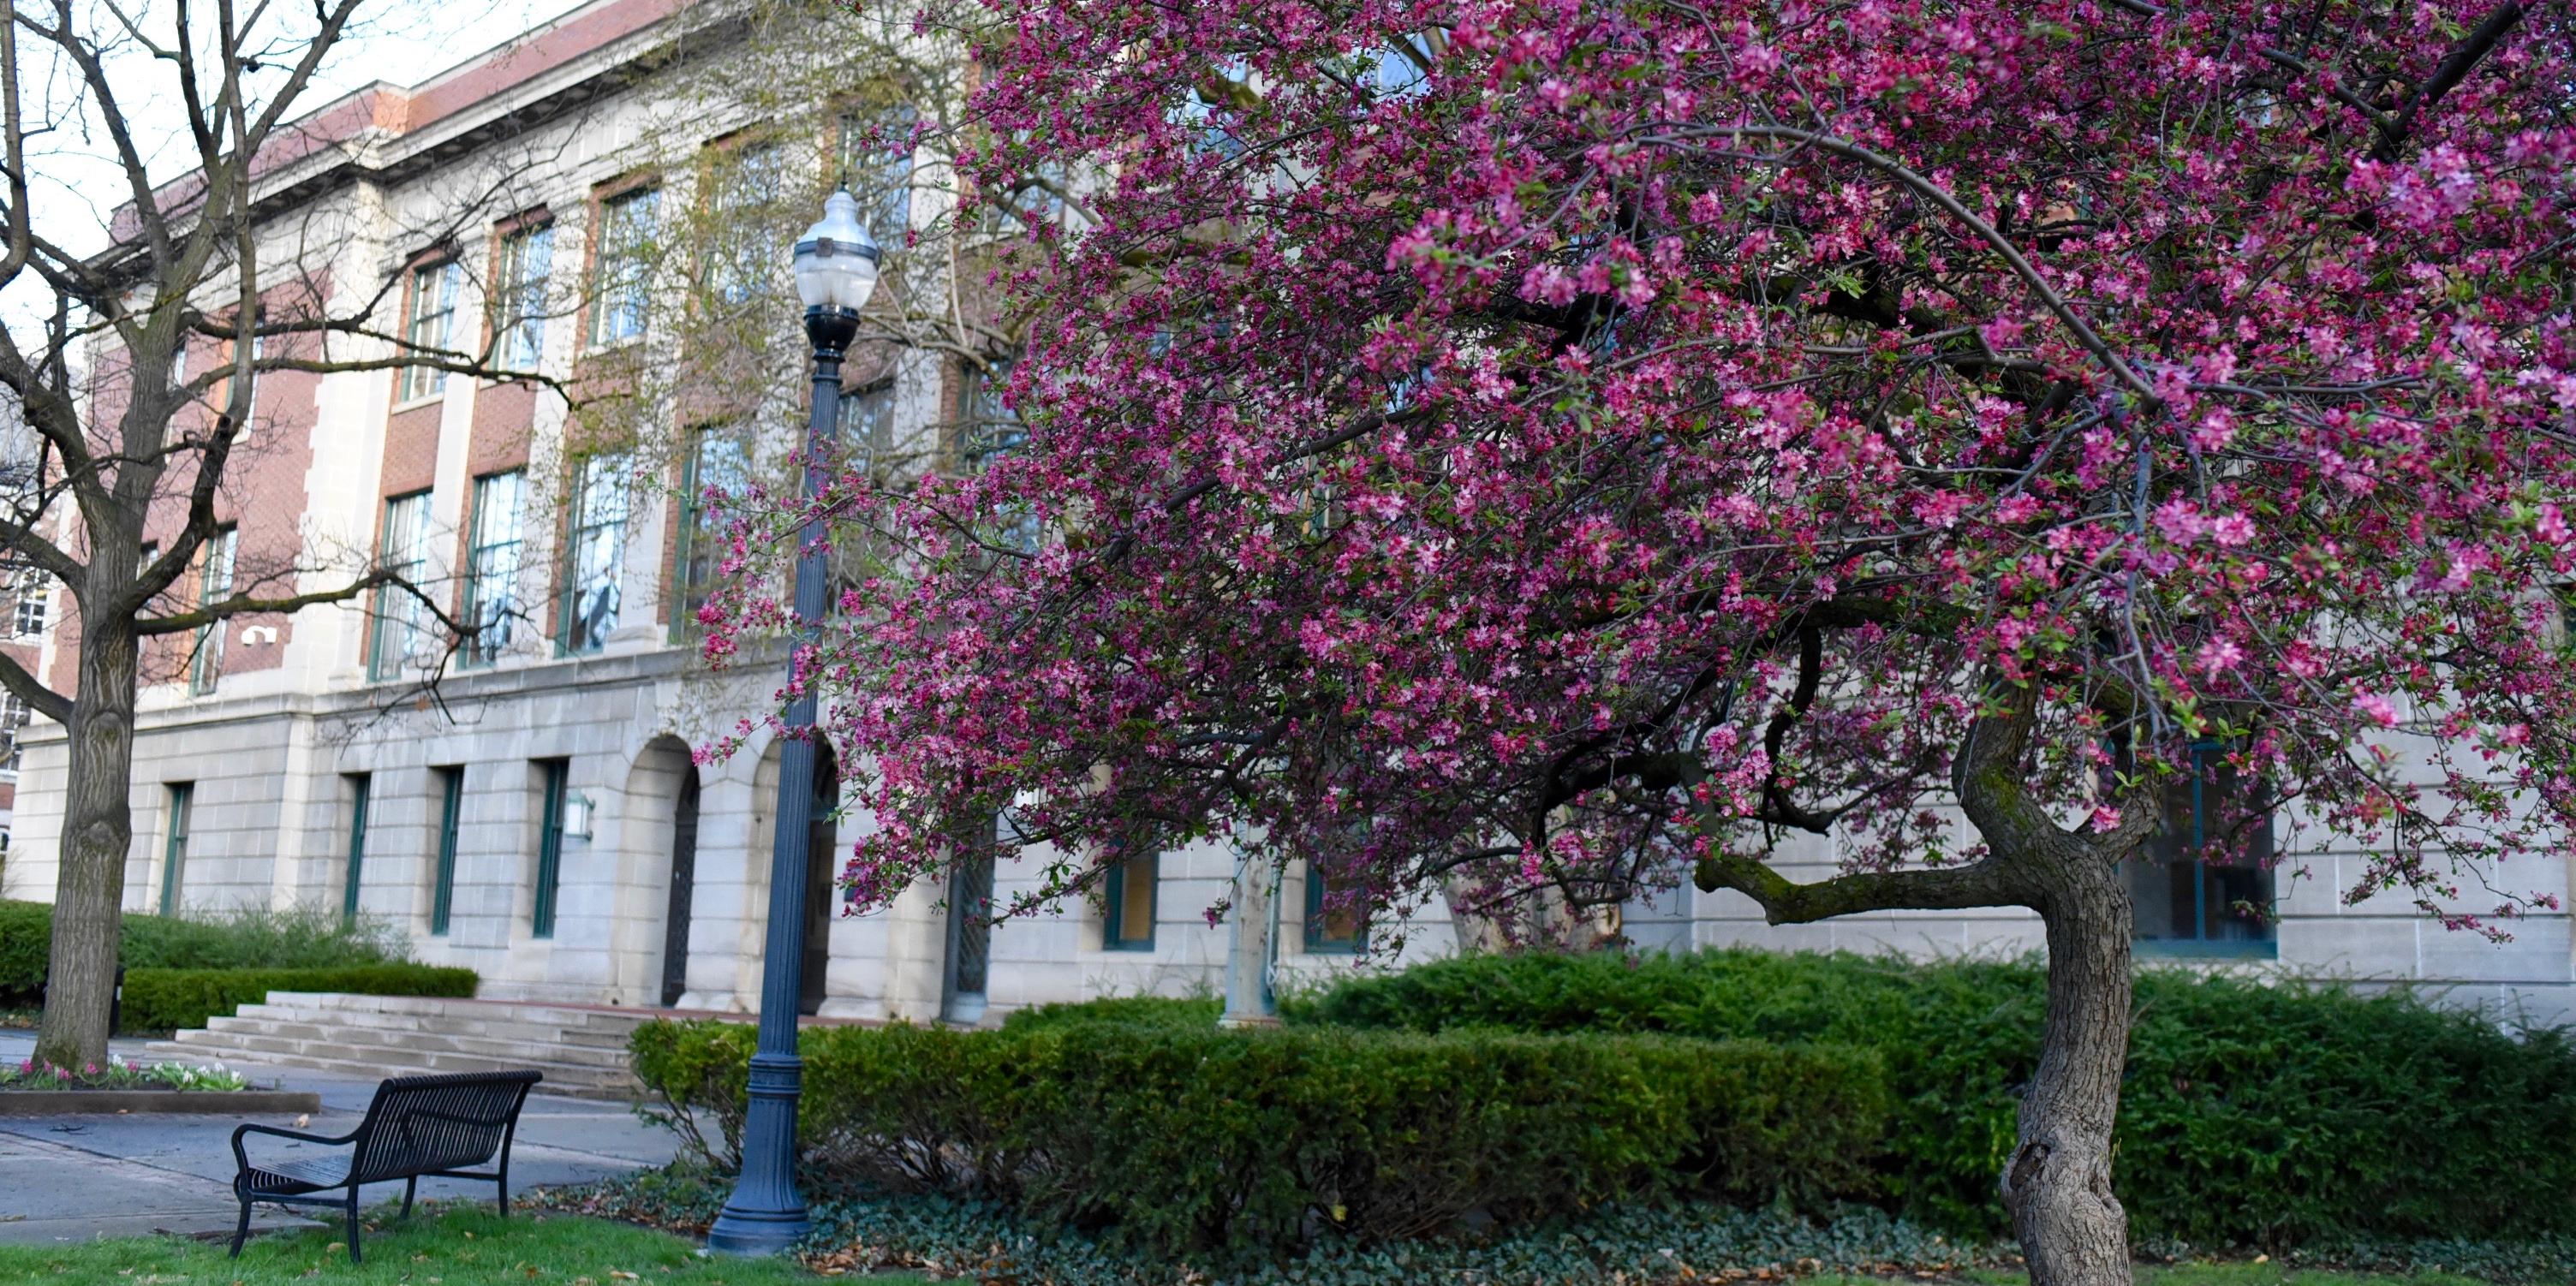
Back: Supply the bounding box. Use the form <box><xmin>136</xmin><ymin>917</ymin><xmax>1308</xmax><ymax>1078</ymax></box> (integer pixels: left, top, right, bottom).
<box><xmin>707</xmin><ymin>189</ymin><xmax>880</xmax><ymax>1257</ymax></box>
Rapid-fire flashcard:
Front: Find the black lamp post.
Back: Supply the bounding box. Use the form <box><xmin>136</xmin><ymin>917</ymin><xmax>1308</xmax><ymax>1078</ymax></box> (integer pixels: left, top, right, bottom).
<box><xmin>707</xmin><ymin>189</ymin><xmax>881</xmax><ymax>1258</ymax></box>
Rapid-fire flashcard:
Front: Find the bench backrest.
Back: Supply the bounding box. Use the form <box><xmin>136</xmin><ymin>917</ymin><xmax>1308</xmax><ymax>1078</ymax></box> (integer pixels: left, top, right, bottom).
<box><xmin>348</xmin><ymin>1070</ymin><xmax>542</xmax><ymax>1185</ymax></box>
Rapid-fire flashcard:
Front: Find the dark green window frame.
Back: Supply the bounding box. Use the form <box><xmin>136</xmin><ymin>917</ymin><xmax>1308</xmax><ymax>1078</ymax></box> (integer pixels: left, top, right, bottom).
<box><xmin>1100</xmin><ymin>849</ymin><xmax>1158</xmax><ymax>951</ymax></box>
<box><xmin>158</xmin><ymin>783</ymin><xmax>194</xmax><ymax>916</ymax></box>
<box><xmin>532</xmin><ymin>758</ymin><xmax>569</xmax><ymax>938</ymax></box>
<box><xmin>1303</xmin><ymin>863</ymin><xmax>1363</xmax><ymax>955</ymax></box>
<box><xmin>429</xmin><ymin>766</ymin><xmax>462</xmax><ymax>935</ymax></box>
<box><xmin>342</xmin><ymin>773</ymin><xmax>371</xmax><ymax>922</ymax></box>
<box><xmin>2126</xmin><ymin>739</ymin><xmax>2277</xmax><ymax>959</ymax></box>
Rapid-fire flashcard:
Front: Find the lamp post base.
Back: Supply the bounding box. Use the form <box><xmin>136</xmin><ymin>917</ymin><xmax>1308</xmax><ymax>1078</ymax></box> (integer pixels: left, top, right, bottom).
<box><xmin>707</xmin><ymin>1051</ymin><xmax>810</xmax><ymax>1256</ymax></box>
<box><xmin>706</xmin><ymin>1205</ymin><xmax>812</xmax><ymax>1258</ymax></box>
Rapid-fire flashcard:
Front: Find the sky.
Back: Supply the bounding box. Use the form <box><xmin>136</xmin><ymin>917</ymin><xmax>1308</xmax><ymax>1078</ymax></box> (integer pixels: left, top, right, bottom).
<box><xmin>12</xmin><ymin>0</ymin><xmax>592</xmax><ymax>327</ymax></box>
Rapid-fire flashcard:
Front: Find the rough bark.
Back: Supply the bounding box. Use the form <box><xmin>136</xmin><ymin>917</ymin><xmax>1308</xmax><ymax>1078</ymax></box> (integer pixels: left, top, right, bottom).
<box><xmin>1952</xmin><ymin>694</ymin><xmax>2138</xmax><ymax>1286</ymax></box>
<box><xmin>2001</xmin><ymin>844</ymin><xmax>2136</xmax><ymax>1286</ymax></box>
<box><xmin>32</xmin><ymin>616</ymin><xmax>140</xmax><ymax>1070</ymax></box>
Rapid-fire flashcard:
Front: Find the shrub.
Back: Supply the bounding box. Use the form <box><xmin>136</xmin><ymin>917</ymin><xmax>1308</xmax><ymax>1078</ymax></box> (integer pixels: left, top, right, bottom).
<box><xmin>629</xmin><ymin>1016</ymin><xmax>1887</xmax><ymax>1257</ymax></box>
<box><xmin>119</xmin><ymin>962</ymin><xmax>477</xmax><ymax>1033</ymax></box>
<box><xmin>0</xmin><ymin>900</ymin><xmax>410</xmax><ymax>1006</ymax></box>
<box><xmin>122</xmin><ymin>904</ymin><xmax>410</xmax><ymax>972</ymax></box>
<box><xmin>1290</xmin><ymin>949</ymin><xmax>2576</xmax><ymax>1247</ymax></box>
<box><xmin>999</xmin><ymin>994</ymin><xmax>1222</xmax><ymax>1032</ymax></box>
<box><xmin>0</xmin><ymin>901</ymin><xmax>47</xmax><ymax>1000</ymax></box>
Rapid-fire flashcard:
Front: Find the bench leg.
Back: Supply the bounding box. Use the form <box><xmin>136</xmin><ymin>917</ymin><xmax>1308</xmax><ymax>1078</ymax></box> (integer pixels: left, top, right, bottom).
<box><xmin>402</xmin><ymin>1176</ymin><xmax>417</xmax><ymax>1218</ymax></box>
<box><xmin>345</xmin><ymin>1191</ymin><xmax>362</xmax><ymax>1265</ymax></box>
<box><xmin>229</xmin><ymin>1196</ymin><xmax>251</xmax><ymax>1259</ymax></box>
<box><xmin>496</xmin><ymin>1155</ymin><xmax>510</xmax><ymax>1218</ymax></box>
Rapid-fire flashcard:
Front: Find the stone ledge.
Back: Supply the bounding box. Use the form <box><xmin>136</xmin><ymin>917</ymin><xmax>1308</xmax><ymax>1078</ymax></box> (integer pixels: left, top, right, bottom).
<box><xmin>0</xmin><ymin>1088</ymin><xmax>321</xmax><ymax>1116</ymax></box>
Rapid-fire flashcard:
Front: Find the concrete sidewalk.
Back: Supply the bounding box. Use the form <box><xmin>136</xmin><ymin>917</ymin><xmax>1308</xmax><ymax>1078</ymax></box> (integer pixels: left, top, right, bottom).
<box><xmin>0</xmin><ymin>1029</ymin><xmax>683</xmax><ymax>1247</ymax></box>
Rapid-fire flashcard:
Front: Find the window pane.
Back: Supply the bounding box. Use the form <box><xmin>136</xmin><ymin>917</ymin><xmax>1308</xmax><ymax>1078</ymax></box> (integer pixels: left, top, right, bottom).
<box><xmin>159</xmin><ymin>783</ymin><xmax>193</xmax><ymax>916</ymax></box>
<box><xmin>676</xmin><ymin>431</ymin><xmax>750</xmax><ymax>639</ymax></box>
<box><xmin>0</xmin><ymin>693</ymin><xmax>27</xmax><ymax>776</ymax></box>
<box><xmin>1110</xmin><ymin>849</ymin><xmax>1157</xmax><ymax>948</ymax></box>
<box><xmin>190</xmin><ymin>527</ymin><xmax>235</xmax><ymax>695</ymax></box>
<box><xmin>10</xmin><ymin>569</ymin><xmax>46</xmax><ymax>638</ymax></box>
<box><xmin>593</xmin><ymin>188</ymin><xmax>659</xmax><ymax>346</ymax></box>
<box><xmin>563</xmin><ymin>454</ymin><xmax>632</xmax><ymax>652</ymax></box>
<box><xmin>369</xmin><ymin>492</ymin><xmax>431</xmax><ymax>681</ymax></box>
<box><xmin>464</xmin><ymin>471</ymin><xmax>526</xmax><ymax>666</ymax></box>
<box><xmin>402</xmin><ymin>262</ymin><xmax>460</xmax><ymax>402</ymax></box>
<box><xmin>498</xmin><ymin>227</ymin><xmax>553</xmax><ymax>372</ymax></box>
<box><xmin>839</xmin><ymin>109</ymin><xmax>916</xmax><ymax>239</ymax></box>
<box><xmin>710</xmin><ymin>146</ymin><xmax>784</xmax><ymax>304</ymax></box>
<box><xmin>2126</xmin><ymin>744</ymin><xmax>2275</xmax><ymax>950</ymax></box>
<box><xmin>843</xmin><ymin>378</ymin><xmax>896</xmax><ymax>471</ymax></box>
<box><xmin>1306</xmin><ymin>862</ymin><xmax>1363</xmax><ymax>950</ymax></box>
<box><xmin>430</xmin><ymin>766</ymin><xmax>462</xmax><ymax>935</ymax></box>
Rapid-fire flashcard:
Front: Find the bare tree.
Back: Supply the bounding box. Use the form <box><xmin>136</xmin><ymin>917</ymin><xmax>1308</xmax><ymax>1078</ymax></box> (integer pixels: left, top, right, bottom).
<box><xmin>3</xmin><ymin>0</ymin><xmax>584</xmax><ymax>1068</ymax></box>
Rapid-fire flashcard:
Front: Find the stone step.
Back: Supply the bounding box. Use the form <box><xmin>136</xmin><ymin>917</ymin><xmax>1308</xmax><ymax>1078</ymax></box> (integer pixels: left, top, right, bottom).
<box><xmin>254</xmin><ymin>993</ymin><xmax>670</xmax><ymax>1031</ymax></box>
<box><xmin>225</xmin><ymin>1005</ymin><xmax>647</xmax><ymax>1050</ymax></box>
<box><xmin>145</xmin><ymin>1036</ymin><xmax>642</xmax><ymax>1102</ymax></box>
<box><xmin>146</xmin><ymin>991</ymin><xmax>753</xmax><ymax>1104</ymax></box>
<box><xmin>199</xmin><ymin>1017</ymin><xmax>636</xmax><ymax>1070</ymax></box>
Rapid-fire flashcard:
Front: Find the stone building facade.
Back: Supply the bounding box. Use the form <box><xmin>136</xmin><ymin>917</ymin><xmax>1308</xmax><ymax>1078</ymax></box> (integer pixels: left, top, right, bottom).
<box><xmin>5</xmin><ymin>0</ymin><xmax>2570</xmax><ymax>1029</ymax></box>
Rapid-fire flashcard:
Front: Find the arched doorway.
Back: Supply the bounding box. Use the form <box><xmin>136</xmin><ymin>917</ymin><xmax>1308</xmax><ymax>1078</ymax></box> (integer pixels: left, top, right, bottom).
<box><xmin>659</xmin><ymin>771</ymin><xmax>700</xmax><ymax>1008</ymax></box>
<box><xmin>798</xmin><ymin>744</ymin><xmax>840</xmax><ymax>1016</ymax></box>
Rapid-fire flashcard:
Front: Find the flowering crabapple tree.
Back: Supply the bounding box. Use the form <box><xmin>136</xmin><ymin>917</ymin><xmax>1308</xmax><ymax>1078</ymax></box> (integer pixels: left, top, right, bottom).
<box><xmin>710</xmin><ymin>0</ymin><xmax>2576</xmax><ymax>1279</ymax></box>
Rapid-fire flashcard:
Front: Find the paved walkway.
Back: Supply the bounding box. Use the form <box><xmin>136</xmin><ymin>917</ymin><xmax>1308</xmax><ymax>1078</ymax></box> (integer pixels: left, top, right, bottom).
<box><xmin>0</xmin><ymin>1030</ymin><xmax>682</xmax><ymax>1247</ymax></box>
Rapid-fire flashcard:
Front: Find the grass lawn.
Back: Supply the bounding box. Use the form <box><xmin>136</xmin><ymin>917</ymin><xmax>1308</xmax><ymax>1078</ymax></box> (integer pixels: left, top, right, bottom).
<box><xmin>0</xmin><ymin>1204</ymin><xmax>927</xmax><ymax>1285</ymax></box>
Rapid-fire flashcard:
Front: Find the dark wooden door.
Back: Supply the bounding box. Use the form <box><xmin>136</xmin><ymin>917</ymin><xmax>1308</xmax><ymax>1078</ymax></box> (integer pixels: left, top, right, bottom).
<box><xmin>797</xmin><ymin>747</ymin><xmax>839</xmax><ymax>1016</ymax></box>
<box><xmin>659</xmin><ymin>773</ymin><xmax>699</xmax><ymax>1008</ymax></box>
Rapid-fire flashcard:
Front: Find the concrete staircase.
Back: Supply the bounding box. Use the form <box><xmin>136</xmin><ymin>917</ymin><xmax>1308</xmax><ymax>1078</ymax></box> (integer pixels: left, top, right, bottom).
<box><xmin>144</xmin><ymin>991</ymin><xmax>670</xmax><ymax>1101</ymax></box>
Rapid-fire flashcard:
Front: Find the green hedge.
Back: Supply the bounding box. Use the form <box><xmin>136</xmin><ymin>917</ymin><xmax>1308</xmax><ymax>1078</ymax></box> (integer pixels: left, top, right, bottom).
<box><xmin>1288</xmin><ymin>949</ymin><xmax>2576</xmax><ymax>1247</ymax></box>
<box><xmin>0</xmin><ymin>898</ymin><xmax>412</xmax><ymax>1004</ymax></box>
<box><xmin>120</xmin><ymin>963</ymin><xmax>478</xmax><ymax>1032</ymax></box>
<box><xmin>0</xmin><ymin>901</ymin><xmax>45</xmax><ymax>999</ymax></box>
<box><xmin>630</xmin><ymin>1017</ymin><xmax>1887</xmax><ymax>1256</ymax></box>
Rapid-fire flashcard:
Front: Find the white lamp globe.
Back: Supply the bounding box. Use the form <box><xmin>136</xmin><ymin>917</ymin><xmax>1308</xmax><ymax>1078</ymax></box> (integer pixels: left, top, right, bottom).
<box><xmin>792</xmin><ymin>189</ymin><xmax>882</xmax><ymax>313</ymax></box>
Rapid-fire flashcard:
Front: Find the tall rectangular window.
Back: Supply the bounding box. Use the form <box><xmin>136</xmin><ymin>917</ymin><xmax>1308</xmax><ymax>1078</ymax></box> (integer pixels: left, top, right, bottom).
<box><xmin>671</xmin><ymin>429</ymin><xmax>749</xmax><ymax>641</ymax></box>
<box><xmin>560</xmin><ymin>454</ymin><xmax>632</xmax><ymax>654</ymax></box>
<box><xmin>189</xmin><ymin>526</ymin><xmax>236</xmax><ymax>696</ymax></box>
<box><xmin>462</xmin><ymin>471</ymin><xmax>526</xmax><ymax>667</ymax></box>
<box><xmin>590</xmin><ymin>187</ymin><xmax>659</xmax><ymax>348</ymax></box>
<box><xmin>1304</xmin><ymin>863</ymin><xmax>1363</xmax><ymax>954</ymax></box>
<box><xmin>2125</xmin><ymin>742</ymin><xmax>2276</xmax><ymax>956</ymax></box>
<box><xmin>342</xmin><ymin>772</ymin><xmax>372</xmax><ymax>923</ymax></box>
<box><xmin>1100</xmin><ymin>848</ymin><xmax>1158</xmax><ymax>951</ymax></box>
<box><xmin>158</xmin><ymin>783</ymin><xmax>194</xmax><ymax>916</ymax></box>
<box><xmin>843</xmin><ymin>378</ymin><xmax>896</xmax><ymax>473</ymax></box>
<box><xmin>369</xmin><ymin>491</ymin><xmax>431</xmax><ymax>681</ymax></box>
<box><xmin>495</xmin><ymin>224</ymin><xmax>553</xmax><ymax>372</ymax></box>
<box><xmin>964</xmin><ymin>354</ymin><xmax>1036</xmax><ymax>551</ymax></box>
<box><xmin>0</xmin><ymin>692</ymin><xmax>27</xmax><ymax>777</ymax></box>
<box><xmin>10</xmin><ymin>568</ymin><xmax>48</xmax><ymax>638</ymax></box>
<box><xmin>532</xmin><ymin>758</ymin><xmax>569</xmax><ymax>938</ymax></box>
<box><xmin>400</xmin><ymin>260</ymin><xmax>462</xmax><ymax>402</ymax></box>
<box><xmin>707</xmin><ymin>145</ymin><xmax>783</xmax><ymax>304</ymax></box>
<box><xmin>839</xmin><ymin>107</ymin><xmax>916</xmax><ymax>239</ymax></box>
<box><xmin>429</xmin><ymin>766</ymin><xmax>463</xmax><ymax>936</ymax></box>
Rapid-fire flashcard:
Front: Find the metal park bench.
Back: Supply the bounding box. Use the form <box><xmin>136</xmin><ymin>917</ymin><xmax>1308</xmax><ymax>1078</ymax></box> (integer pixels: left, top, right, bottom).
<box><xmin>229</xmin><ymin>1069</ymin><xmax>542</xmax><ymax>1263</ymax></box>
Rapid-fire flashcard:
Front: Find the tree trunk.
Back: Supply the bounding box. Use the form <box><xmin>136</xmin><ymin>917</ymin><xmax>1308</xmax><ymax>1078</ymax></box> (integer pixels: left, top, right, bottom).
<box><xmin>33</xmin><ymin>619</ymin><xmax>140</xmax><ymax>1070</ymax></box>
<box><xmin>2002</xmin><ymin>858</ymin><xmax>2135</xmax><ymax>1286</ymax></box>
